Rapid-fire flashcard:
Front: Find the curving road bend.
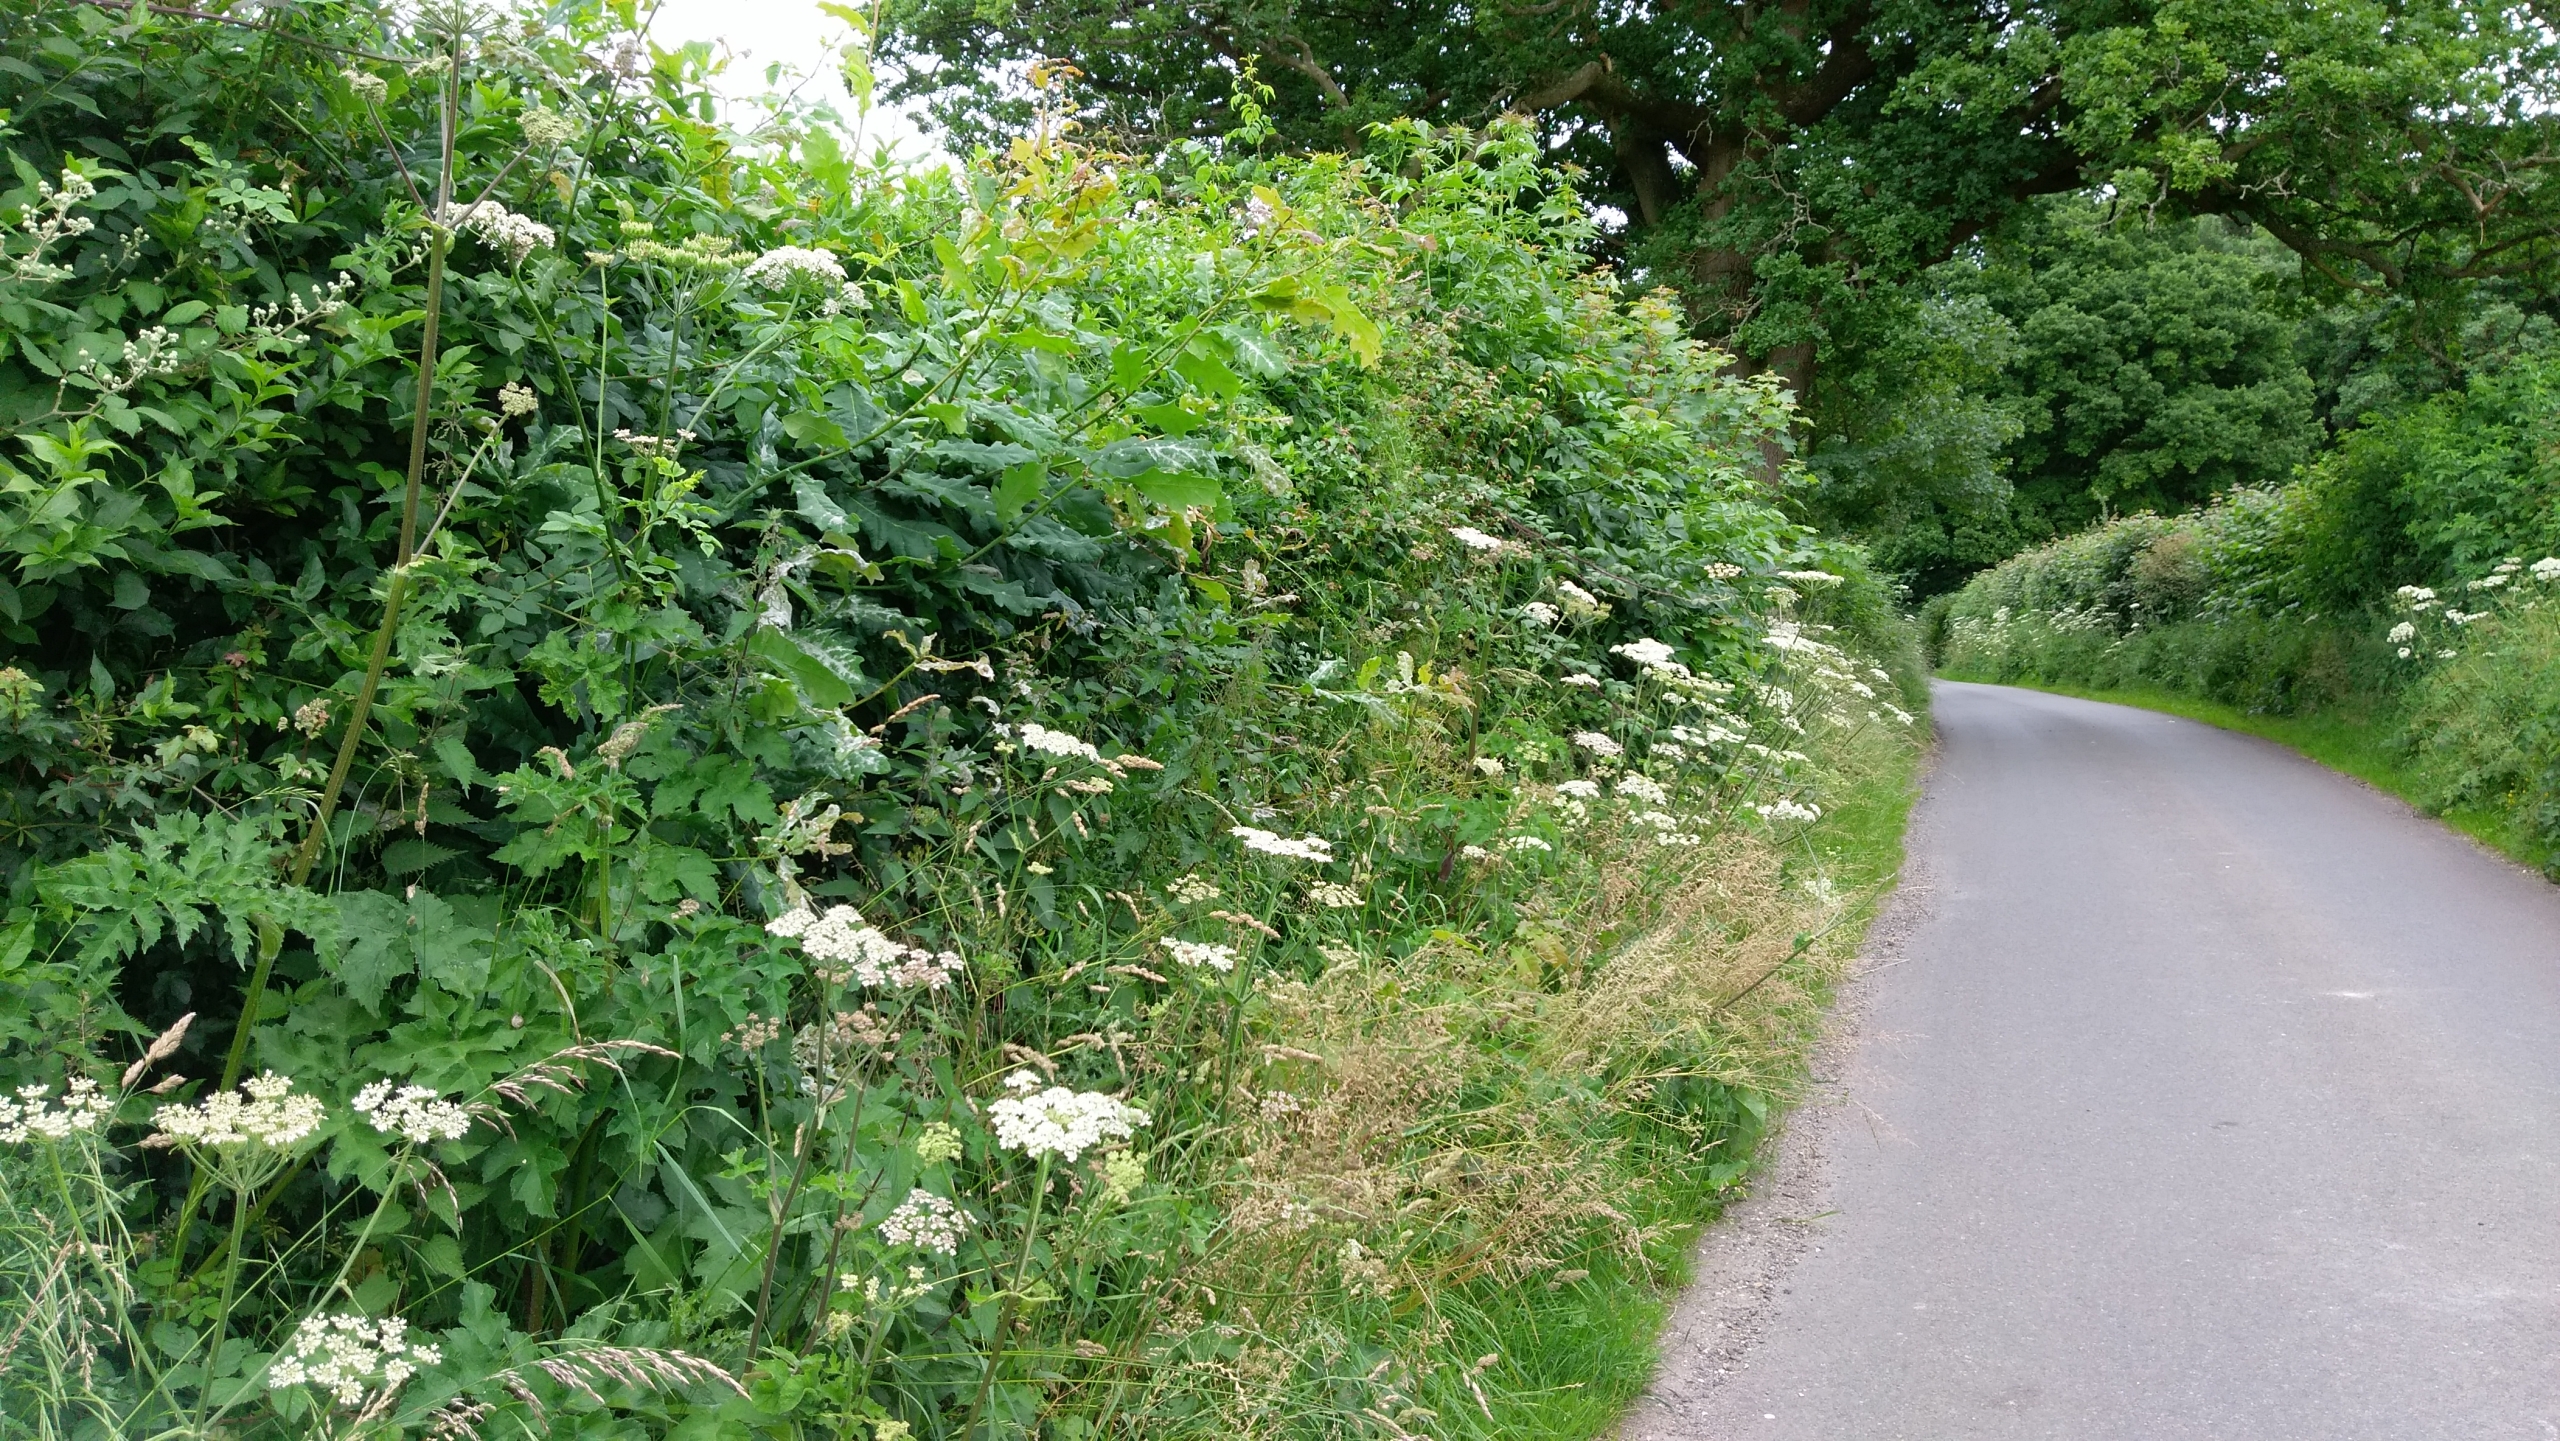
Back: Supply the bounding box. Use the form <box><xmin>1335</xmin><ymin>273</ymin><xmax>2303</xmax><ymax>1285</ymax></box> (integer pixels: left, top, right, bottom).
<box><xmin>1624</xmin><ymin>681</ymin><xmax>2560</xmax><ymax>1441</ymax></box>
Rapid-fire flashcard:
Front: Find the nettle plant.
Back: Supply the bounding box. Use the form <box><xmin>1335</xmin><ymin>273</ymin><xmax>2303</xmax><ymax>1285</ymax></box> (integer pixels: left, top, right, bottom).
<box><xmin>0</xmin><ymin>3</ymin><xmax>1898</xmax><ymax>1436</ymax></box>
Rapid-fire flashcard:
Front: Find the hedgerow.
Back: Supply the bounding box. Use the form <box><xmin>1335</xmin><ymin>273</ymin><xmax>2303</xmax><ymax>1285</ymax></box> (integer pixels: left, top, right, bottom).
<box><xmin>0</xmin><ymin>5</ymin><xmax>1917</xmax><ymax>1436</ymax></box>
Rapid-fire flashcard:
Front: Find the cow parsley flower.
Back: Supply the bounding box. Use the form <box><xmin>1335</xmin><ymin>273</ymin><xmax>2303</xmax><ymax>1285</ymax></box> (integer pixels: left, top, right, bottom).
<box><xmin>1556</xmin><ymin>580</ymin><xmax>1606</xmax><ymax>620</ymax></box>
<box><xmin>1231</xmin><ymin>826</ymin><xmax>1334</xmax><ymax>862</ymax></box>
<box><xmin>266</xmin><ymin>1313</ymin><xmax>441</xmax><ymax>1409</ymax></box>
<box><xmin>1560</xmin><ymin>673</ymin><xmax>1603</xmax><ymax>690</ymax></box>
<box><xmin>2532</xmin><ymin>557</ymin><xmax>2560</xmax><ymax>582</ymax></box>
<box><xmin>2387</xmin><ymin>621</ymin><xmax>2416</xmax><ymax>644</ymax></box>
<box><xmin>1755</xmin><ymin>799</ymin><xmax>1820</xmax><ymax>823</ymax></box>
<box><xmin>0</xmin><ymin>1078</ymin><xmax>112</xmax><ymax>1144</ymax></box>
<box><xmin>744</xmin><ymin>245</ymin><xmax>847</xmax><ymax>291</ymax></box>
<box><xmin>351</xmin><ymin>1082</ymin><xmax>471</xmax><ymax>1145</ymax></box>
<box><xmin>1159</xmin><ymin>937</ymin><xmax>1238</xmax><ymax>972</ymax></box>
<box><xmin>988</xmin><ymin>1081</ymin><xmax>1150</xmax><ymax>1162</ymax></box>
<box><xmin>1165</xmin><ymin>873</ymin><xmax>1221</xmax><ymax>904</ymax></box>
<box><xmin>1518</xmin><ymin>601</ymin><xmax>1560</xmax><ymax>626</ymax></box>
<box><xmin>1554</xmin><ymin>780</ymin><xmax>1602</xmax><ymax>801</ymax></box>
<box><xmin>1504</xmin><ymin>835</ymin><xmax>1553</xmax><ymax>853</ymax></box>
<box><xmin>1447</xmin><ymin>525</ymin><xmax>1504</xmax><ymax>552</ymax></box>
<box><xmin>1774</xmin><ymin>569</ymin><xmax>1842</xmax><ymax>587</ymax></box>
<box><xmin>877</xmin><ymin>1188</ymin><xmax>968</xmax><ymax>1255</ymax></box>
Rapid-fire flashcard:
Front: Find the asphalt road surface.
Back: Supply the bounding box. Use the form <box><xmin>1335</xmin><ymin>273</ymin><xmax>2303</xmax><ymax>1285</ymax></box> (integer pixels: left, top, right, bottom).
<box><xmin>1624</xmin><ymin>681</ymin><xmax>2560</xmax><ymax>1440</ymax></box>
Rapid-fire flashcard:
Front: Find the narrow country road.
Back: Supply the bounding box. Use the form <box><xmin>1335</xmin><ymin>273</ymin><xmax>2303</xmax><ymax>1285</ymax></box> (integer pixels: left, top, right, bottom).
<box><xmin>1624</xmin><ymin>682</ymin><xmax>2560</xmax><ymax>1440</ymax></box>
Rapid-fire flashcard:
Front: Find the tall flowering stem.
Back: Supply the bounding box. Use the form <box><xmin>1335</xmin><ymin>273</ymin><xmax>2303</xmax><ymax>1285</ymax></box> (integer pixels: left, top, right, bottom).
<box><xmin>197</xmin><ymin>37</ymin><xmax>462</xmax><ymax>1269</ymax></box>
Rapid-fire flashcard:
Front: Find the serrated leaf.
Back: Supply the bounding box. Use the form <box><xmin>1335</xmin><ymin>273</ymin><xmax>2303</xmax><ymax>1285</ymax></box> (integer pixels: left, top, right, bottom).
<box><xmin>380</xmin><ymin>839</ymin><xmax>460</xmax><ymax>875</ymax></box>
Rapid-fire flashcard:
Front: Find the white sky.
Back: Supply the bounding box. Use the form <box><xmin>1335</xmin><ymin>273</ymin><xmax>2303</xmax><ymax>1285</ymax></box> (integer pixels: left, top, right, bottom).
<box><xmin>643</xmin><ymin>0</ymin><xmax>947</xmax><ymax>167</ymax></box>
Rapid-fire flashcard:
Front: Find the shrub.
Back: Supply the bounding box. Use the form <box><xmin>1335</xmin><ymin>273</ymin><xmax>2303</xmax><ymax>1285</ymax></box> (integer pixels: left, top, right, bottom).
<box><xmin>0</xmin><ymin>5</ymin><xmax>1916</xmax><ymax>1436</ymax></box>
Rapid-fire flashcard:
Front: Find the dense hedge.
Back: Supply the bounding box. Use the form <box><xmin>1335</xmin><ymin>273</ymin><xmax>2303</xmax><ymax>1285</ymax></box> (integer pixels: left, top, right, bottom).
<box><xmin>0</xmin><ymin>5</ymin><xmax>1916</xmax><ymax>1437</ymax></box>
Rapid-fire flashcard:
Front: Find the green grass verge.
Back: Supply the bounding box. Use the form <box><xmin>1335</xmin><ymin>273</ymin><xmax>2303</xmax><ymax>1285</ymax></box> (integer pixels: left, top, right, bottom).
<box><xmin>1453</xmin><ymin>726</ymin><xmax>1928</xmax><ymax>1437</ymax></box>
<box><xmin>1947</xmin><ymin>674</ymin><xmax>2542</xmax><ymax>871</ymax></box>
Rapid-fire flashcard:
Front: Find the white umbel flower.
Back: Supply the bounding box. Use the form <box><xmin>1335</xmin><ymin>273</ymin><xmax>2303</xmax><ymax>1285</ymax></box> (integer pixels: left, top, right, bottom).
<box><xmin>1447</xmin><ymin>525</ymin><xmax>1504</xmax><ymax>552</ymax></box>
<box><xmin>988</xmin><ymin>1080</ymin><xmax>1149</xmax><ymax>1162</ymax></box>
<box><xmin>744</xmin><ymin>245</ymin><xmax>848</xmax><ymax>291</ymax></box>
<box><xmin>1017</xmin><ymin>722</ymin><xmax>1104</xmax><ymax>764</ymax></box>
<box><xmin>351</xmin><ymin>1082</ymin><xmax>472</xmax><ymax>1145</ymax></box>
<box><xmin>266</xmin><ymin>1312</ymin><xmax>442</xmax><ymax>1409</ymax></box>
<box><xmin>1159</xmin><ymin>937</ymin><xmax>1238</xmax><ymax>972</ymax></box>
<box><xmin>1230</xmin><ymin>826</ymin><xmax>1335</xmax><ymax>862</ymax></box>
<box><xmin>877</xmin><ymin>1188</ymin><xmax>969</xmax><ymax>1255</ymax></box>
<box><xmin>0</xmin><ymin>1077</ymin><xmax>112</xmax><ymax>1143</ymax></box>
<box><xmin>768</xmin><ymin>905</ymin><xmax>966</xmax><ymax>990</ymax></box>
<box><xmin>445</xmin><ymin>202</ymin><xmax>555</xmax><ymax>266</ymax></box>
<box><xmin>151</xmin><ymin>1073</ymin><xmax>324</xmax><ymax>1150</ymax></box>
<box><xmin>1571</xmin><ymin>731</ymin><xmax>1622</xmax><ymax>758</ymax></box>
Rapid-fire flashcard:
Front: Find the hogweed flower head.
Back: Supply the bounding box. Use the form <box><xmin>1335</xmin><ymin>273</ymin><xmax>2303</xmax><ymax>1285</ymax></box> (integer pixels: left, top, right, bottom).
<box><xmin>443</xmin><ymin>201</ymin><xmax>554</xmax><ymax>266</ymax></box>
<box><xmin>913</xmin><ymin>1121</ymin><xmax>965</xmax><ymax>1166</ymax></box>
<box><xmin>1158</xmin><ymin>937</ymin><xmax>1238</xmax><ymax>973</ymax></box>
<box><xmin>877</xmin><ymin>1188</ymin><xmax>969</xmax><ymax>1255</ymax></box>
<box><xmin>266</xmin><ymin>1312</ymin><xmax>441</xmax><ymax>1409</ymax></box>
<box><xmin>1230</xmin><ymin>826</ymin><xmax>1334</xmax><ymax>862</ymax></box>
<box><xmin>768</xmin><ymin>905</ymin><xmax>965</xmax><ymax>990</ymax></box>
<box><xmin>744</xmin><ymin>245</ymin><xmax>848</xmax><ymax>291</ymax></box>
<box><xmin>0</xmin><ymin>1077</ymin><xmax>112</xmax><ymax>1144</ymax></box>
<box><xmin>1307</xmin><ymin>880</ymin><xmax>1361</xmax><ymax>909</ymax></box>
<box><xmin>519</xmin><ymin>106</ymin><xmax>581</xmax><ymax>149</ymax></box>
<box><xmin>352</xmin><ymin>1081</ymin><xmax>472</xmax><ymax>1145</ymax></box>
<box><xmin>150</xmin><ymin>1072</ymin><xmax>324</xmax><ymax>1150</ymax></box>
<box><xmin>1096</xmin><ymin>1150</ymin><xmax>1146</xmax><ymax>1204</ymax></box>
<box><xmin>988</xmin><ymin>1080</ymin><xmax>1149</xmax><ymax>1162</ymax></box>
<box><xmin>1571</xmin><ymin>731</ymin><xmax>1622</xmax><ymax>758</ymax></box>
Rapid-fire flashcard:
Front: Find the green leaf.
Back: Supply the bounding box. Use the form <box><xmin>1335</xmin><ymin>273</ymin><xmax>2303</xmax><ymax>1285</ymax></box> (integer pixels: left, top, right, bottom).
<box><xmin>1129</xmin><ymin>469</ymin><xmax>1221</xmax><ymax>511</ymax></box>
<box><xmin>781</xmin><ymin>410</ymin><xmax>849</xmax><ymax>450</ymax></box>
<box><xmin>1173</xmin><ymin>342</ymin><xmax>1244</xmax><ymax>399</ymax></box>
<box><xmin>380</xmin><ymin>839</ymin><xmax>459</xmax><ymax>875</ymax></box>
<box><xmin>1131</xmin><ymin>401</ymin><xmax>1204</xmax><ymax>438</ymax></box>
<box><xmin>994</xmin><ymin>462</ymin><xmax>1046</xmax><ymax>522</ymax></box>
<box><xmin>794</xmin><ymin>477</ymin><xmax>851</xmax><ymax>533</ymax></box>
<box><xmin>749</xmin><ymin>626</ymin><xmax>856</xmax><ymax>707</ymax></box>
<box><xmin>418</xmin><ymin>1233</ymin><xmax>466</xmax><ymax>1277</ymax></box>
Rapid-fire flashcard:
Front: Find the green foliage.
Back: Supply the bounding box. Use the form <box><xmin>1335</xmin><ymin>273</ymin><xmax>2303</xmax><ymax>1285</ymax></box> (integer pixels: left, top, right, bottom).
<box><xmin>0</xmin><ymin>6</ymin><xmax>1917</xmax><ymax>1438</ymax></box>
<box><xmin>1809</xmin><ymin>203</ymin><xmax>2321</xmax><ymax>595</ymax></box>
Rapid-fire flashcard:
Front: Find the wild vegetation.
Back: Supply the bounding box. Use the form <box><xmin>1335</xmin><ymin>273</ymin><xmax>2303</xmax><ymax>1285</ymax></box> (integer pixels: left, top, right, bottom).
<box><xmin>0</xmin><ymin>4</ymin><xmax>1922</xmax><ymax>1438</ymax></box>
<box><xmin>1932</xmin><ymin>312</ymin><xmax>2560</xmax><ymax>870</ymax></box>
